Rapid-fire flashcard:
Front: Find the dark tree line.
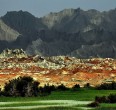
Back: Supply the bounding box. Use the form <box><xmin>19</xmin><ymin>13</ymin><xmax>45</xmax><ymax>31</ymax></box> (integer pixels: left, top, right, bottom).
<box><xmin>2</xmin><ymin>76</ymin><xmax>115</xmax><ymax>97</ymax></box>
<box><xmin>0</xmin><ymin>76</ymin><xmax>54</xmax><ymax>97</ymax></box>
<box><xmin>96</xmin><ymin>82</ymin><xmax>116</xmax><ymax>90</ymax></box>
<box><xmin>0</xmin><ymin>76</ymin><xmax>71</xmax><ymax>97</ymax></box>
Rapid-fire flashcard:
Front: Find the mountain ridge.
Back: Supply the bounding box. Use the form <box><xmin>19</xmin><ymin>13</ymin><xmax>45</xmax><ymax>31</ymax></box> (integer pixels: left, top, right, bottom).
<box><xmin>0</xmin><ymin>8</ymin><xmax>116</xmax><ymax>58</ymax></box>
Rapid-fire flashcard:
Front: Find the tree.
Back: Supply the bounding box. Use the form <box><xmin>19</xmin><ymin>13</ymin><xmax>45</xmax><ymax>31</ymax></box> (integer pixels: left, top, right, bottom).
<box><xmin>4</xmin><ymin>79</ymin><xmax>18</xmax><ymax>96</ymax></box>
<box><xmin>3</xmin><ymin>76</ymin><xmax>40</xmax><ymax>97</ymax></box>
<box><xmin>84</xmin><ymin>83</ymin><xmax>91</xmax><ymax>88</ymax></box>
<box><xmin>72</xmin><ymin>84</ymin><xmax>80</xmax><ymax>91</ymax></box>
<box><xmin>39</xmin><ymin>84</ymin><xmax>53</xmax><ymax>96</ymax></box>
<box><xmin>57</xmin><ymin>84</ymin><xmax>69</xmax><ymax>91</ymax></box>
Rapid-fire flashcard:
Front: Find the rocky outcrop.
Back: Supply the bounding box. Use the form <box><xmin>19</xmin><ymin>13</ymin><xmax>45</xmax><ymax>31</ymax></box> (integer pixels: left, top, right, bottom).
<box><xmin>0</xmin><ymin>49</ymin><xmax>27</xmax><ymax>58</ymax></box>
<box><xmin>0</xmin><ymin>50</ymin><xmax>116</xmax><ymax>88</ymax></box>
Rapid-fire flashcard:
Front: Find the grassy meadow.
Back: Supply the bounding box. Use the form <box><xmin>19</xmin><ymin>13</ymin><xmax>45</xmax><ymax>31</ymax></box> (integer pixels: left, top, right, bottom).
<box><xmin>0</xmin><ymin>89</ymin><xmax>116</xmax><ymax>110</ymax></box>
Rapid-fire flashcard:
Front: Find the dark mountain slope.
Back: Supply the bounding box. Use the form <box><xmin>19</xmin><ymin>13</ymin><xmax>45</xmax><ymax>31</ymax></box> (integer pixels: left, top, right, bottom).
<box><xmin>0</xmin><ymin>9</ymin><xmax>116</xmax><ymax>58</ymax></box>
<box><xmin>1</xmin><ymin>10</ymin><xmax>47</xmax><ymax>36</ymax></box>
<box><xmin>1</xmin><ymin>11</ymin><xmax>47</xmax><ymax>50</ymax></box>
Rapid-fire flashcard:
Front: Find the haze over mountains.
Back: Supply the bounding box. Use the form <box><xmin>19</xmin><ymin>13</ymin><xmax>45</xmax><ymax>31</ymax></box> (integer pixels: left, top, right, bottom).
<box><xmin>0</xmin><ymin>8</ymin><xmax>116</xmax><ymax>58</ymax></box>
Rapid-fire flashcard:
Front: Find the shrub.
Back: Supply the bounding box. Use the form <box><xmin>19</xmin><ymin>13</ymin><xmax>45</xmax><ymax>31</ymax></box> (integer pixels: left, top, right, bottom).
<box><xmin>95</xmin><ymin>94</ymin><xmax>116</xmax><ymax>104</ymax></box>
<box><xmin>108</xmin><ymin>94</ymin><xmax>116</xmax><ymax>103</ymax></box>
<box><xmin>95</xmin><ymin>96</ymin><xmax>109</xmax><ymax>103</ymax></box>
<box><xmin>87</xmin><ymin>101</ymin><xmax>99</xmax><ymax>107</ymax></box>
<box><xmin>72</xmin><ymin>84</ymin><xmax>80</xmax><ymax>91</ymax></box>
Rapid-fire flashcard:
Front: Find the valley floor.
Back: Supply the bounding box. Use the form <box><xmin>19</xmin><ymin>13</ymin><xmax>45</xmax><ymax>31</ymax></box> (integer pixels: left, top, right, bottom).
<box><xmin>0</xmin><ymin>89</ymin><xmax>116</xmax><ymax>110</ymax></box>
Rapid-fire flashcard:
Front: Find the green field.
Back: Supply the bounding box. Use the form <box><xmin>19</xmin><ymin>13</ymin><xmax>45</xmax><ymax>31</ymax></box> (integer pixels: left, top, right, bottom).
<box><xmin>0</xmin><ymin>89</ymin><xmax>116</xmax><ymax>110</ymax></box>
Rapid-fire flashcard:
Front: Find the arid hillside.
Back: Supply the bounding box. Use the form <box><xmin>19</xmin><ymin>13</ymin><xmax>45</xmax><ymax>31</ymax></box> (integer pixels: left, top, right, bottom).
<box><xmin>0</xmin><ymin>49</ymin><xmax>116</xmax><ymax>89</ymax></box>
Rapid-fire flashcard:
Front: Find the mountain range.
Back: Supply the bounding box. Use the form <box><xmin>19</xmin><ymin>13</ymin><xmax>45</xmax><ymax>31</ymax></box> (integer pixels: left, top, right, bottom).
<box><xmin>0</xmin><ymin>8</ymin><xmax>116</xmax><ymax>58</ymax></box>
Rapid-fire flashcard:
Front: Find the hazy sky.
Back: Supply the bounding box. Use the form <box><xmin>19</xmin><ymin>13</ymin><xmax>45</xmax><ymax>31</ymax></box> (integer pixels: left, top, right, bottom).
<box><xmin>0</xmin><ymin>0</ymin><xmax>116</xmax><ymax>17</ymax></box>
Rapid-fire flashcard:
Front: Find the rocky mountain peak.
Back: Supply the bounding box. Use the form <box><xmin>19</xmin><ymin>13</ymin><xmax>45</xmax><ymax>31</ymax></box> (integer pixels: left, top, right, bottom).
<box><xmin>0</xmin><ymin>9</ymin><xmax>116</xmax><ymax>58</ymax></box>
<box><xmin>1</xmin><ymin>10</ymin><xmax>38</xmax><ymax>34</ymax></box>
<box><xmin>42</xmin><ymin>8</ymin><xmax>75</xmax><ymax>29</ymax></box>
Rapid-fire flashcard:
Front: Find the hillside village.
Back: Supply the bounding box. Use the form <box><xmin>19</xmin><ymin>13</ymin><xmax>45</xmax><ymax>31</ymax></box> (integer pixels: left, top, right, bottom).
<box><xmin>0</xmin><ymin>49</ymin><xmax>116</xmax><ymax>89</ymax></box>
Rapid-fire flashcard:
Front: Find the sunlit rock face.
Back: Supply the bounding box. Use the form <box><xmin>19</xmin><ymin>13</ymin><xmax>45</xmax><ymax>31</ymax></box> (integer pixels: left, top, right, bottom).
<box><xmin>0</xmin><ymin>20</ymin><xmax>20</xmax><ymax>42</ymax></box>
